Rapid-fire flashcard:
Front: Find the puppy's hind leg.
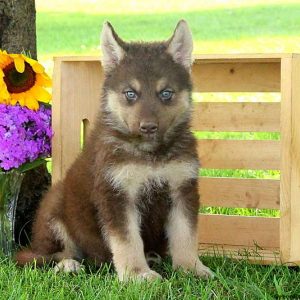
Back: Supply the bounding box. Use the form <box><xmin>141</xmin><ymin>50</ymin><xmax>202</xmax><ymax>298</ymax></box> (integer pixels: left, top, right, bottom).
<box><xmin>50</xmin><ymin>219</ymin><xmax>84</xmax><ymax>274</ymax></box>
<box><xmin>145</xmin><ymin>251</ymin><xmax>162</xmax><ymax>267</ymax></box>
<box><xmin>15</xmin><ymin>183</ymin><xmax>64</xmax><ymax>266</ymax></box>
<box><xmin>53</xmin><ymin>258</ymin><xmax>83</xmax><ymax>273</ymax></box>
<box><xmin>16</xmin><ymin>183</ymin><xmax>82</xmax><ymax>274</ymax></box>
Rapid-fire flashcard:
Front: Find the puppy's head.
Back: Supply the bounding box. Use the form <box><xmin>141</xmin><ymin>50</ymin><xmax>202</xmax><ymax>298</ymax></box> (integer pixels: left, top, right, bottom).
<box><xmin>100</xmin><ymin>20</ymin><xmax>193</xmax><ymax>152</ymax></box>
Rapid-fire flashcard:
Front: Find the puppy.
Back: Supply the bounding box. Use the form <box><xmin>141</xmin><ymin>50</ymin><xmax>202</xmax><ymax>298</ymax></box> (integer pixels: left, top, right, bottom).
<box><xmin>16</xmin><ymin>20</ymin><xmax>213</xmax><ymax>281</ymax></box>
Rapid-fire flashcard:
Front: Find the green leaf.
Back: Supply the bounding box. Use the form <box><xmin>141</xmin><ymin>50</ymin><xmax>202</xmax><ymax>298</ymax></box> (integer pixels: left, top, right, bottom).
<box><xmin>17</xmin><ymin>158</ymin><xmax>48</xmax><ymax>173</ymax></box>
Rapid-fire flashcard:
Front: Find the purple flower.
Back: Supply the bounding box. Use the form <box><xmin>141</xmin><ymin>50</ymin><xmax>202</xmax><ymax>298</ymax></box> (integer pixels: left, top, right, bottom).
<box><xmin>0</xmin><ymin>104</ymin><xmax>53</xmax><ymax>171</ymax></box>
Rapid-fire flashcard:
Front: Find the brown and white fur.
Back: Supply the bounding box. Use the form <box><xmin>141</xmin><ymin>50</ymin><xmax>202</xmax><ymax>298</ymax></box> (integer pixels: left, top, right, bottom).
<box><xmin>15</xmin><ymin>20</ymin><xmax>214</xmax><ymax>281</ymax></box>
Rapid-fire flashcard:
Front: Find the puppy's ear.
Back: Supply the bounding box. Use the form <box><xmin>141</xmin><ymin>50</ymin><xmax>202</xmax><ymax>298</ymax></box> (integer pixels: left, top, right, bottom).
<box><xmin>100</xmin><ymin>22</ymin><xmax>125</xmax><ymax>71</ymax></box>
<box><xmin>166</xmin><ymin>20</ymin><xmax>193</xmax><ymax>70</ymax></box>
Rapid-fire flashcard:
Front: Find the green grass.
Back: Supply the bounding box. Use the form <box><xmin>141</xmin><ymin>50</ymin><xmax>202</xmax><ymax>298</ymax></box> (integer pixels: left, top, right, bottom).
<box><xmin>1</xmin><ymin>256</ymin><xmax>300</xmax><ymax>299</ymax></box>
<box><xmin>35</xmin><ymin>0</ymin><xmax>300</xmax><ymax>14</ymax></box>
<box><xmin>37</xmin><ymin>3</ymin><xmax>300</xmax><ymax>62</ymax></box>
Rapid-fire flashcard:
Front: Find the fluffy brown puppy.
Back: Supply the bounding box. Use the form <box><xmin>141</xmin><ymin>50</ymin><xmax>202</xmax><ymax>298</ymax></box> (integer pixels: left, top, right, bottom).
<box><xmin>15</xmin><ymin>20</ymin><xmax>214</xmax><ymax>282</ymax></box>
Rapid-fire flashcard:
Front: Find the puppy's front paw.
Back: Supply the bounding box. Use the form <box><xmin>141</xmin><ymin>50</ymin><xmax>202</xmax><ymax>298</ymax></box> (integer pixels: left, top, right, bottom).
<box><xmin>173</xmin><ymin>259</ymin><xmax>214</xmax><ymax>279</ymax></box>
<box><xmin>194</xmin><ymin>261</ymin><xmax>214</xmax><ymax>279</ymax></box>
<box><xmin>54</xmin><ymin>259</ymin><xmax>83</xmax><ymax>273</ymax></box>
<box><xmin>136</xmin><ymin>270</ymin><xmax>162</xmax><ymax>281</ymax></box>
<box><xmin>120</xmin><ymin>268</ymin><xmax>162</xmax><ymax>282</ymax></box>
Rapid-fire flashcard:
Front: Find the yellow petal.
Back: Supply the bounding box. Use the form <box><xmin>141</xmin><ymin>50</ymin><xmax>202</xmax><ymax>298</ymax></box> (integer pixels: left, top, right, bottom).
<box><xmin>0</xmin><ymin>85</ymin><xmax>9</xmax><ymax>100</ymax></box>
<box><xmin>23</xmin><ymin>55</ymin><xmax>37</xmax><ymax>65</ymax></box>
<box><xmin>0</xmin><ymin>87</ymin><xmax>8</xmax><ymax>98</ymax></box>
<box><xmin>11</xmin><ymin>99</ymin><xmax>18</xmax><ymax>105</ymax></box>
<box><xmin>0</xmin><ymin>52</ymin><xmax>11</xmax><ymax>68</ymax></box>
<box><xmin>23</xmin><ymin>56</ymin><xmax>44</xmax><ymax>73</ymax></box>
<box><xmin>36</xmin><ymin>73</ymin><xmax>52</xmax><ymax>87</ymax></box>
<box><xmin>32</xmin><ymin>62</ymin><xmax>44</xmax><ymax>74</ymax></box>
<box><xmin>13</xmin><ymin>92</ymin><xmax>26</xmax><ymax>106</ymax></box>
<box><xmin>0</xmin><ymin>79</ymin><xmax>9</xmax><ymax>95</ymax></box>
<box><xmin>13</xmin><ymin>55</ymin><xmax>25</xmax><ymax>73</ymax></box>
<box><xmin>30</xmin><ymin>85</ymin><xmax>51</xmax><ymax>103</ymax></box>
<box><xmin>25</xmin><ymin>93</ymin><xmax>39</xmax><ymax>110</ymax></box>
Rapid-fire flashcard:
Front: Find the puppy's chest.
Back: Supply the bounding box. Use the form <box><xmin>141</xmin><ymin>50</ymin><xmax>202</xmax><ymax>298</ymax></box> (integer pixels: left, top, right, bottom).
<box><xmin>105</xmin><ymin>160</ymin><xmax>198</xmax><ymax>200</ymax></box>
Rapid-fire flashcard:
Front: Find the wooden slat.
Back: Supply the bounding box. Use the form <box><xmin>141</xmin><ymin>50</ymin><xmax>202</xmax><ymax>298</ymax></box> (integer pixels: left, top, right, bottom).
<box><xmin>198</xmin><ymin>244</ymin><xmax>281</xmax><ymax>265</ymax></box>
<box><xmin>199</xmin><ymin>177</ymin><xmax>280</xmax><ymax>209</ymax></box>
<box><xmin>52</xmin><ymin>60</ymin><xmax>103</xmax><ymax>183</ymax></box>
<box><xmin>192</xmin><ymin>62</ymin><xmax>280</xmax><ymax>92</ymax></box>
<box><xmin>52</xmin><ymin>59</ymin><xmax>63</xmax><ymax>183</ymax></box>
<box><xmin>55</xmin><ymin>56</ymin><xmax>281</xmax><ymax>92</ymax></box>
<box><xmin>198</xmin><ymin>139</ymin><xmax>280</xmax><ymax>170</ymax></box>
<box><xmin>280</xmin><ymin>56</ymin><xmax>300</xmax><ymax>264</ymax></box>
<box><xmin>192</xmin><ymin>102</ymin><xmax>280</xmax><ymax>132</ymax></box>
<box><xmin>290</xmin><ymin>56</ymin><xmax>300</xmax><ymax>263</ymax></box>
<box><xmin>193</xmin><ymin>53</ymin><xmax>292</xmax><ymax>61</ymax></box>
<box><xmin>280</xmin><ymin>57</ymin><xmax>292</xmax><ymax>263</ymax></box>
<box><xmin>54</xmin><ymin>53</ymin><xmax>292</xmax><ymax>63</ymax></box>
<box><xmin>198</xmin><ymin>214</ymin><xmax>279</xmax><ymax>249</ymax></box>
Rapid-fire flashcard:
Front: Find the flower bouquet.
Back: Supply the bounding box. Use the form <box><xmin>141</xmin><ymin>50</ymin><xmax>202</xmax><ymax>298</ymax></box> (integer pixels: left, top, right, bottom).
<box><xmin>0</xmin><ymin>50</ymin><xmax>52</xmax><ymax>255</ymax></box>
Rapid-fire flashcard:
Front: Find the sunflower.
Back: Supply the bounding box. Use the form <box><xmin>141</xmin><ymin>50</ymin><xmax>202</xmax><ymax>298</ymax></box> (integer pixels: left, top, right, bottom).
<box><xmin>0</xmin><ymin>50</ymin><xmax>51</xmax><ymax>110</ymax></box>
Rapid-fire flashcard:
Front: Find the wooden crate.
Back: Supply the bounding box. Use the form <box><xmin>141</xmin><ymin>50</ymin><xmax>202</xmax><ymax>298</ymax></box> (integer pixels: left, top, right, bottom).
<box><xmin>52</xmin><ymin>54</ymin><xmax>300</xmax><ymax>265</ymax></box>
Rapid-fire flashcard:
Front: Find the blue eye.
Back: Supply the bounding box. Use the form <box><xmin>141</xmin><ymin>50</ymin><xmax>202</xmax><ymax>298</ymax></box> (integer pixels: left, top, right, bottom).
<box><xmin>159</xmin><ymin>89</ymin><xmax>174</xmax><ymax>102</ymax></box>
<box><xmin>124</xmin><ymin>90</ymin><xmax>137</xmax><ymax>102</ymax></box>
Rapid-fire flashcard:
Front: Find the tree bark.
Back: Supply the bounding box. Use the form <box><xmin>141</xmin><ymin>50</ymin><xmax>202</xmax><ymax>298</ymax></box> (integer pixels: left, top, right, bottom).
<box><xmin>0</xmin><ymin>0</ymin><xmax>51</xmax><ymax>246</ymax></box>
<box><xmin>0</xmin><ymin>0</ymin><xmax>37</xmax><ymax>58</ymax></box>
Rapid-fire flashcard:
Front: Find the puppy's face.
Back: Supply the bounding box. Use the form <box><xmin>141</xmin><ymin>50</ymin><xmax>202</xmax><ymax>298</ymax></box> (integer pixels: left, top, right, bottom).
<box><xmin>101</xmin><ymin>21</ymin><xmax>193</xmax><ymax>151</ymax></box>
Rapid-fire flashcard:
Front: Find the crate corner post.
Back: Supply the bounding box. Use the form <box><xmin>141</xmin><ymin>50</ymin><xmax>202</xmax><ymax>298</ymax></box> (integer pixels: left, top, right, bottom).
<box><xmin>280</xmin><ymin>54</ymin><xmax>300</xmax><ymax>264</ymax></box>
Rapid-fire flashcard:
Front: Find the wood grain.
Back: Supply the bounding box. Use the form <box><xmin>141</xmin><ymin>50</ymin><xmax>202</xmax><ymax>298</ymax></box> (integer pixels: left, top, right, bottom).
<box><xmin>193</xmin><ymin>53</ymin><xmax>292</xmax><ymax>61</ymax></box>
<box><xmin>52</xmin><ymin>59</ymin><xmax>63</xmax><ymax>183</ymax></box>
<box><xmin>290</xmin><ymin>55</ymin><xmax>300</xmax><ymax>263</ymax></box>
<box><xmin>198</xmin><ymin>139</ymin><xmax>280</xmax><ymax>170</ymax></box>
<box><xmin>199</xmin><ymin>177</ymin><xmax>280</xmax><ymax>209</ymax></box>
<box><xmin>53</xmin><ymin>53</ymin><xmax>292</xmax><ymax>62</ymax></box>
<box><xmin>198</xmin><ymin>214</ymin><xmax>279</xmax><ymax>249</ymax></box>
<box><xmin>52</xmin><ymin>60</ymin><xmax>103</xmax><ymax>183</ymax></box>
<box><xmin>280</xmin><ymin>55</ymin><xmax>300</xmax><ymax>263</ymax></box>
<box><xmin>198</xmin><ymin>244</ymin><xmax>281</xmax><ymax>265</ymax></box>
<box><xmin>192</xmin><ymin>102</ymin><xmax>280</xmax><ymax>132</ymax></box>
<box><xmin>192</xmin><ymin>62</ymin><xmax>280</xmax><ymax>92</ymax></box>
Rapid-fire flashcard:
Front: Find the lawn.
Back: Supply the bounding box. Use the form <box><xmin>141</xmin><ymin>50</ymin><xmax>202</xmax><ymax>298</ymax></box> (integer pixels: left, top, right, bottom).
<box><xmin>36</xmin><ymin>1</ymin><xmax>300</xmax><ymax>62</ymax></box>
<box><xmin>2</xmin><ymin>256</ymin><xmax>300</xmax><ymax>299</ymax></box>
<box><xmin>2</xmin><ymin>1</ymin><xmax>300</xmax><ymax>299</ymax></box>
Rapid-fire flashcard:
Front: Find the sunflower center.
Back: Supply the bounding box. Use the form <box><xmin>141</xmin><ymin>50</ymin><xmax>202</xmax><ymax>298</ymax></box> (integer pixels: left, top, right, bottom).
<box><xmin>3</xmin><ymin>62</ymin><xmax>36</xmax><ymax>93</ymax></box>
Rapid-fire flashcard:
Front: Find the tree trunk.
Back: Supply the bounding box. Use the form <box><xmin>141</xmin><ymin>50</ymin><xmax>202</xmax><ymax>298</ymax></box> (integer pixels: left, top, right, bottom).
<box><xmin>0</xmin><ymin>0</ymin><xmax>51</xmax><ymax>246</ymax></box>
<box><xmin>0</xmin><ymin>0</ymin><xmax>37</xmax><ymax>58</ymax></box>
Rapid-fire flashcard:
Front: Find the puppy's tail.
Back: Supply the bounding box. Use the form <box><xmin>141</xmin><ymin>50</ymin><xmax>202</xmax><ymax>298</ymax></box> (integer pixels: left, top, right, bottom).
<box><xmin>15</xmin><ymin>248</ymin><xmax>55</xmax><ymax>266</ymax></box>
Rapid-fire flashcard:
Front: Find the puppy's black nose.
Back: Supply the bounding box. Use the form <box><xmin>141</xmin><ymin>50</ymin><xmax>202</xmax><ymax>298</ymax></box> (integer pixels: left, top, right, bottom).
<box><xmin>139</xmin><ymin>122</ymin><xmax>158</xmax><ymax>134</ymax></box>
